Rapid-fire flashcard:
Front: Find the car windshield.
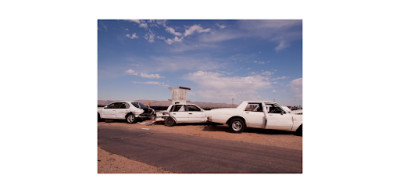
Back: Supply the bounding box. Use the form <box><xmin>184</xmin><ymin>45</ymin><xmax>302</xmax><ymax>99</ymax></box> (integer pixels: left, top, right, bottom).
<box><xmin>132</xmin><ymin>102</ymin><xmax>148</xmax><ymax>109</ymax></box>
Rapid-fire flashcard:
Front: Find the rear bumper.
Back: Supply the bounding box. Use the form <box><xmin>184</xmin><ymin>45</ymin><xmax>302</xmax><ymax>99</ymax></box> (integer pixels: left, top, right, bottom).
<box><xmin>138</xmin><ymin>112</ymin><xmax>154</xmax><ymax>119</ymax></box>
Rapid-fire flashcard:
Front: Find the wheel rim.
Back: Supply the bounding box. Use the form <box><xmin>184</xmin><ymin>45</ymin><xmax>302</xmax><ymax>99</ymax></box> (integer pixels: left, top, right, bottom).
<box><xmin>127</xmin><ymin>115</ymin><xmax>134</xmax><ymax>123</ymax></box>
<box><xmin>232</xmin><ymin>121</ymin><xmax>242</xmax><ymax>131</ymax></box>
<box><xmin>166</xmin><ymin>117</ymin><xmax>174</xmax><ymax>126</ymax></box>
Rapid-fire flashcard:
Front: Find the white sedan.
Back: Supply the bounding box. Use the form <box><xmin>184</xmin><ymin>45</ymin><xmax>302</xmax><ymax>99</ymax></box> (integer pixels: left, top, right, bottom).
<box><xmin>98</xmin><ymin>101</ymin><xmax>155</xmax><ymax>124</ymax></box>
<box><xmin>208</xmin><ymin>101</ymin><xmax>302</xmax><ymax>135</ymax></box>
<box><xmin>155</xmin><ymin>104</ymin><xmax>208</xmax><ymax>126</ymax></box>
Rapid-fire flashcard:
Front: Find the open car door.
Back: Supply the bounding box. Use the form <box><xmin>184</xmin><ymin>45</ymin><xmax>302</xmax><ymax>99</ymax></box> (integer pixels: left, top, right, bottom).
<box><xmin>265</xmin><ymin>103</ymin><xmax>293</xmax><ymax>131</ymax></box>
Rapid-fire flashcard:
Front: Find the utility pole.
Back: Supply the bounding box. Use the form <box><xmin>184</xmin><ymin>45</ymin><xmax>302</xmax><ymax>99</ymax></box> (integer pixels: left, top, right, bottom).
<box><xmin>231</xmin><ymin>98</ymin><xmax>234</xmax><ymax>107</ymax></box>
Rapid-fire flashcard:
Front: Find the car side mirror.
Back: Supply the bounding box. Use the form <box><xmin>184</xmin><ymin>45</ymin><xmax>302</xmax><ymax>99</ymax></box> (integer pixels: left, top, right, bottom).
<box><xmin>104</xmin><ymin>105</ymin><xmax>108</xmax><ymax>109</ymax></box>
<box><xmin>281</xmin><ymin>111</ymin><xmax>284</xmax><ymax>115</ymax></box>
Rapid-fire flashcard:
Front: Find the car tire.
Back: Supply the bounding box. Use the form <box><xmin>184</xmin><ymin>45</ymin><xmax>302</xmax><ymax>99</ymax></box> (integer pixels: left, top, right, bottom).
<box><xmin>229</xmin><ymin>118</ymin><xmax>246</xmax><ymax>133</ymax></box>
<box><xmin>165</xmin><ymin>117</ymin><xmax>176</xmax><ymax>127</ymax></box>
<box><xmin>295</xmin><ymin>125</ymin><xmax>302</xmax><ymax>136</ymax></box>
<box><xmin>98</xmin><ymin>113</ymin><xmax>103</xmax><ymax>122</ymax></box>
<box><xmin>126</xmin><ymin>114</ymin><xmax>136</xmax><ymax>124</ymax></box>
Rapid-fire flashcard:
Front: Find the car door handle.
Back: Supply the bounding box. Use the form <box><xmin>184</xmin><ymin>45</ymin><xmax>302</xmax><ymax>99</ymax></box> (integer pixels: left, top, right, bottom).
<box><xmin>188</xmin><ymin>113</ymin><xmax>192</xmax><ymax>114</ymax></box>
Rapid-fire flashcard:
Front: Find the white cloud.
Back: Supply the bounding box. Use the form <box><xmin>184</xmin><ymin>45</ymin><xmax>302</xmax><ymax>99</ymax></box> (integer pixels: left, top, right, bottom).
<box><xmin>165</xmin><ymin>26</ymin><xmax>182</xmax><ymax>36</ymax></box>
<box><xmin>290</xmin><ymin>78</ymin><xmax>302</xmax><ymax>98</ymax></box>
<box><xmin>275</xmin><ymin>40</ymin><xmax>288</xmax><ymax>51</ymax></box>
<box><xmin>216</xmin><ymin>23</ymin><xmax>226</xmax><ymax>29</ymax></box>
<box><xmin>140</xmin><ymin>72</ymin><xmax>162</xmax><ymax>79</ymax></box>
<box><xmin>272</xmin><ymin>76</ymin><xmax>289</xmax><ymax>80</ymax></box>
<box><xmin>199</xmin><ymin>31</ymin><xmax>241</xmax><ymax>42</ymax></box>
<box><xmin>139</xmin><ymin>23</ymin><xmax>148</xmax><ymax>28</ymax></box>
<box><xmin>132</xmin><ymin>81</ymin><xmax>169</xmax><ymax>87</ymax></box>
<box><xmin>184</xmin><ymin>24</ymin><xmax>211</xmax><ymax>37</ymax></box>
<box><xmin>151</xmin><ymin>56</ymin><xmax>223</xmax><ymax>71</ymax></box>
<box><xmin>125</xmin><ymin>33</ymin><xmax>138</xmax><ymax>39</ymax></box>
<box><xmin>185</xmin><ymin>71</ymin><xmax>272</xmax><ymax>101</ymax></box>
<box><xmin>125</xmin><ymin>69</ymin><xmax>161</xmax><ymax>79</ymax></box>
<box><xmin>156</xmin><ymin>20</ymin><xmax>167</xmax><ymax>27</ymax></box>
<box><xmin>156</xmin><ymin>36</ymin><xmax>166</xmax><ymax>40</ymax></box>
<box><xmin>253</xmin><ymin>60</ymin><xmax>265</xmax><ymax>64</ymax></box>
<box><xmin>128</xmin><ymin>19</ymin><xmax>148</xmax><ymax>28</ymax></box>
<box><xmin>200</xmin><ymin>20</ymin><xmax>301</xmax><ymax>51</ymax></box>
<box><xmin>261</xmin><ymin>71</ymin><xmax>273</xmax><ymax>76</ymax></box>
<box><xmin>128</xmin><ymin>19</ymin><xmax>140</xmax><ymax>24</ymax></box>
<box><xmin>125</xmin><ymin>69</ymin><xmax>139</xmax><ymax>75</ymax></box>
<box><xmin>144</xmin><ymin>31</ymin><xmax>155</xmax><ymax>43</ymax></box>
<box><xmin>165</xmin><ymin>36</ymin><xmax>183</xmax><ymax>45</ymax></box>
<box><xmin>251</xmin><ymin>20</ymin><xmax>301</xmax><ymax>29</ymax></box>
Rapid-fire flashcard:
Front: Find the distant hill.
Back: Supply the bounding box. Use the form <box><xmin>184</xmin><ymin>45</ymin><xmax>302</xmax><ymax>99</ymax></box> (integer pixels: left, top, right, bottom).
<box><xmin>98</xmin><ymin>99</ymin><xmax>236</xmax><ymax>110</ymax></box>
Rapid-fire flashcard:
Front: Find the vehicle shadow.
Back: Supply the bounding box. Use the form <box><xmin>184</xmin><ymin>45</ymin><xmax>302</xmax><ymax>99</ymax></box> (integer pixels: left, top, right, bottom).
<box><xmin>100</xmin><ymin>119</ymin><xmax>152</xmax><ymax>124</ymax></box>
<box><xmin>202</xmin><ymin>125</ymin><xmax>295</xmax><ymax>135</ymax></box>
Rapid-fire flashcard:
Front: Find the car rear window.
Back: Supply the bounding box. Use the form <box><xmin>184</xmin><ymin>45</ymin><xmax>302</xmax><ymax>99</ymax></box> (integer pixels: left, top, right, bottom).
<box><xmin>131</xmin><ymin>102</ymin><xmax>140</xmax><ymax>108</ymax></box>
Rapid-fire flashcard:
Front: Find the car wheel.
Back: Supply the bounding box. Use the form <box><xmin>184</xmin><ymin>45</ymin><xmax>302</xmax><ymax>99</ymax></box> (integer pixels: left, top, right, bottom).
<box><xmin>295</xmin><ymin>125</ymin><xmax>302</xmax><ymax>136</ymax></box>
<box><xmin>229</xmin><ymin>118</ymin><xmax>246</xmax><ymax>133</ymax></box>
<box><xmin>126</xmin><ymin>114</ymin><xmax>136</xmax><ymax>124</ymax></box>
<box><xmin>165</xmin><ymin>117</ymin><xmax>175</xmax><ymax>127</ymax></box>
<box><xmin>98</xmin><ymin>113</ymin><xmax>103</xmax><ymax>122</ymax></box>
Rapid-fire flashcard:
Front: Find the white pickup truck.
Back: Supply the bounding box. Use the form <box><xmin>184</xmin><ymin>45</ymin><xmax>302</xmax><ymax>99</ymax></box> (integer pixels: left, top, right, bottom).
<box><xmin>208</xmin><ymin>101</ymin><xmax>302</xmax><ymax>135</ymax></box>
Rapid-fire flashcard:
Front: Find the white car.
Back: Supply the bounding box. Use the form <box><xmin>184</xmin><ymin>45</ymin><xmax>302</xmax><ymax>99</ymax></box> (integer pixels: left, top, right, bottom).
<box><xmin>208</xmin><ymin>101</ymin><xmax>302</xmax><ymax>135</ymax></box>
<box><xmin>98</xmin><ymin>101</ymin><xmax>155</xmax><ymax>124</ymax></box>
<box><xmin>155</xmin><ymin>104</ymin><xmax>208</xmax><ymax>126</ymax></box>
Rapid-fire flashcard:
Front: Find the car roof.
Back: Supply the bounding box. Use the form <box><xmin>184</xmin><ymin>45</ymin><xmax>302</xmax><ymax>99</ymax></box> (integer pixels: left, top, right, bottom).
<box><xmin>170</xmin><ymin>103</ymin><xmax>199</xmax><ymax>106</ymax></box>
<box><xmin>244</xmin><ymin>101</ymin><xmax>277</xmax><ymax>104</ymax></box>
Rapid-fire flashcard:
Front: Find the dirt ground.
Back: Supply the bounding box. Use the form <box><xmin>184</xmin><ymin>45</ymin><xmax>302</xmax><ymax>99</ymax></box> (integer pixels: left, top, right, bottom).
<box><xmin>98</xmin><ymin>147</ymin><xmax>171</xmax><ymax>173</ymax></box>
<box><xmin>99</xmin><ymin>120</ymin><xmax>302</xmax><ymax>150</ymax></box>
<box><xmin>98</xmin><ymin>120</ymin><xmax>302</xmax><ymax>173</ymax></box>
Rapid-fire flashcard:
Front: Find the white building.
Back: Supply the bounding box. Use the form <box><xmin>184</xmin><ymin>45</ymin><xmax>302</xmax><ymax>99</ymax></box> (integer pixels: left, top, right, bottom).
<box><xmin>169</xmin><ymin>86</ymin><xmax>191</xmax><ymax>104</ymax></box>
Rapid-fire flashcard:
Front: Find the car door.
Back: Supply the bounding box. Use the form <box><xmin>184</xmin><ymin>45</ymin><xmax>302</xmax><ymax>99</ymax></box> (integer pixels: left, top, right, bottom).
<box><xmin>186</xmin><ymin>105</ymin><xmax>206</xmax><ymax>123</ymax></box>
<box><xmin>114</xmin><ymin>102</ymin><xmax>130</xmax><ymax>119</ymax></box>
<box><xmin>242</xmin><ymin>103</ymin><xmax>266</xmax><ymax>128</ymax></box>
<box><xmin>265</xmin><ymin>104</ymin><xmax>293</xmax><ymax>131</ymax></box>
<box><xmin>101</xmin><ymin>103</ymin><xmax>118</xmax><ymax>119</ymax></box>
<box><xmin>169</xmin><ymin>105</ymin><xmax>188</xmax><ymax>123</ymax></box>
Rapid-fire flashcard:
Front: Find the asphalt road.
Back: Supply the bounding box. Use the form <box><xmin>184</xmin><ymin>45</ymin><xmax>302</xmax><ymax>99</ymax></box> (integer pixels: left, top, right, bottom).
<box><xmin>98</xmin><ymin>125</ymin><xmax>302</xmax><ymax>173</ymax></box>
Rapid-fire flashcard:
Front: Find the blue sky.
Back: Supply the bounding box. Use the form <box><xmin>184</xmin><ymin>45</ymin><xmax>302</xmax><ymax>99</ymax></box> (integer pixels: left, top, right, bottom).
<box><xmin>98</xmin><ymin>20</ymin><xmax>302</xmax><ymax>105</ymax></box>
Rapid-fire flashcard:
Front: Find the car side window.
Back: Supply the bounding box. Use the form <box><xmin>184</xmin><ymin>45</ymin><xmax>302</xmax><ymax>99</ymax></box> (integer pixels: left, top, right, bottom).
<box><xmin>119</xmin><ymin>102</ymin><xmax>129</xmax><ymax>109</ymax></box>
<box><xmin>171</xmin><ymin>105</ymin><xmax>184</xmax><ymax>112</ymax></box>
<box><xmin>268</xmin><ymin>104</ymin><xmax>284</xmax><ymax>114</ymax></box>
<box><xmin>114</xmin><ymin>103</ymin><xmax>123</xmax><ymax>109</ymax></box>
<box><xmin>245</xmin><ymin>103</ymin><xmax>263</xmax><ymax>112</ymax></box>
<box><xmin>186</xmin><ymin>105</ymin><xmax>201</xmax><ymax>111</ymax></box>
<box><xmin>106</xmin><ymin>103</ymin><xmax>117</xmax><ymax>109</ymax></box>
